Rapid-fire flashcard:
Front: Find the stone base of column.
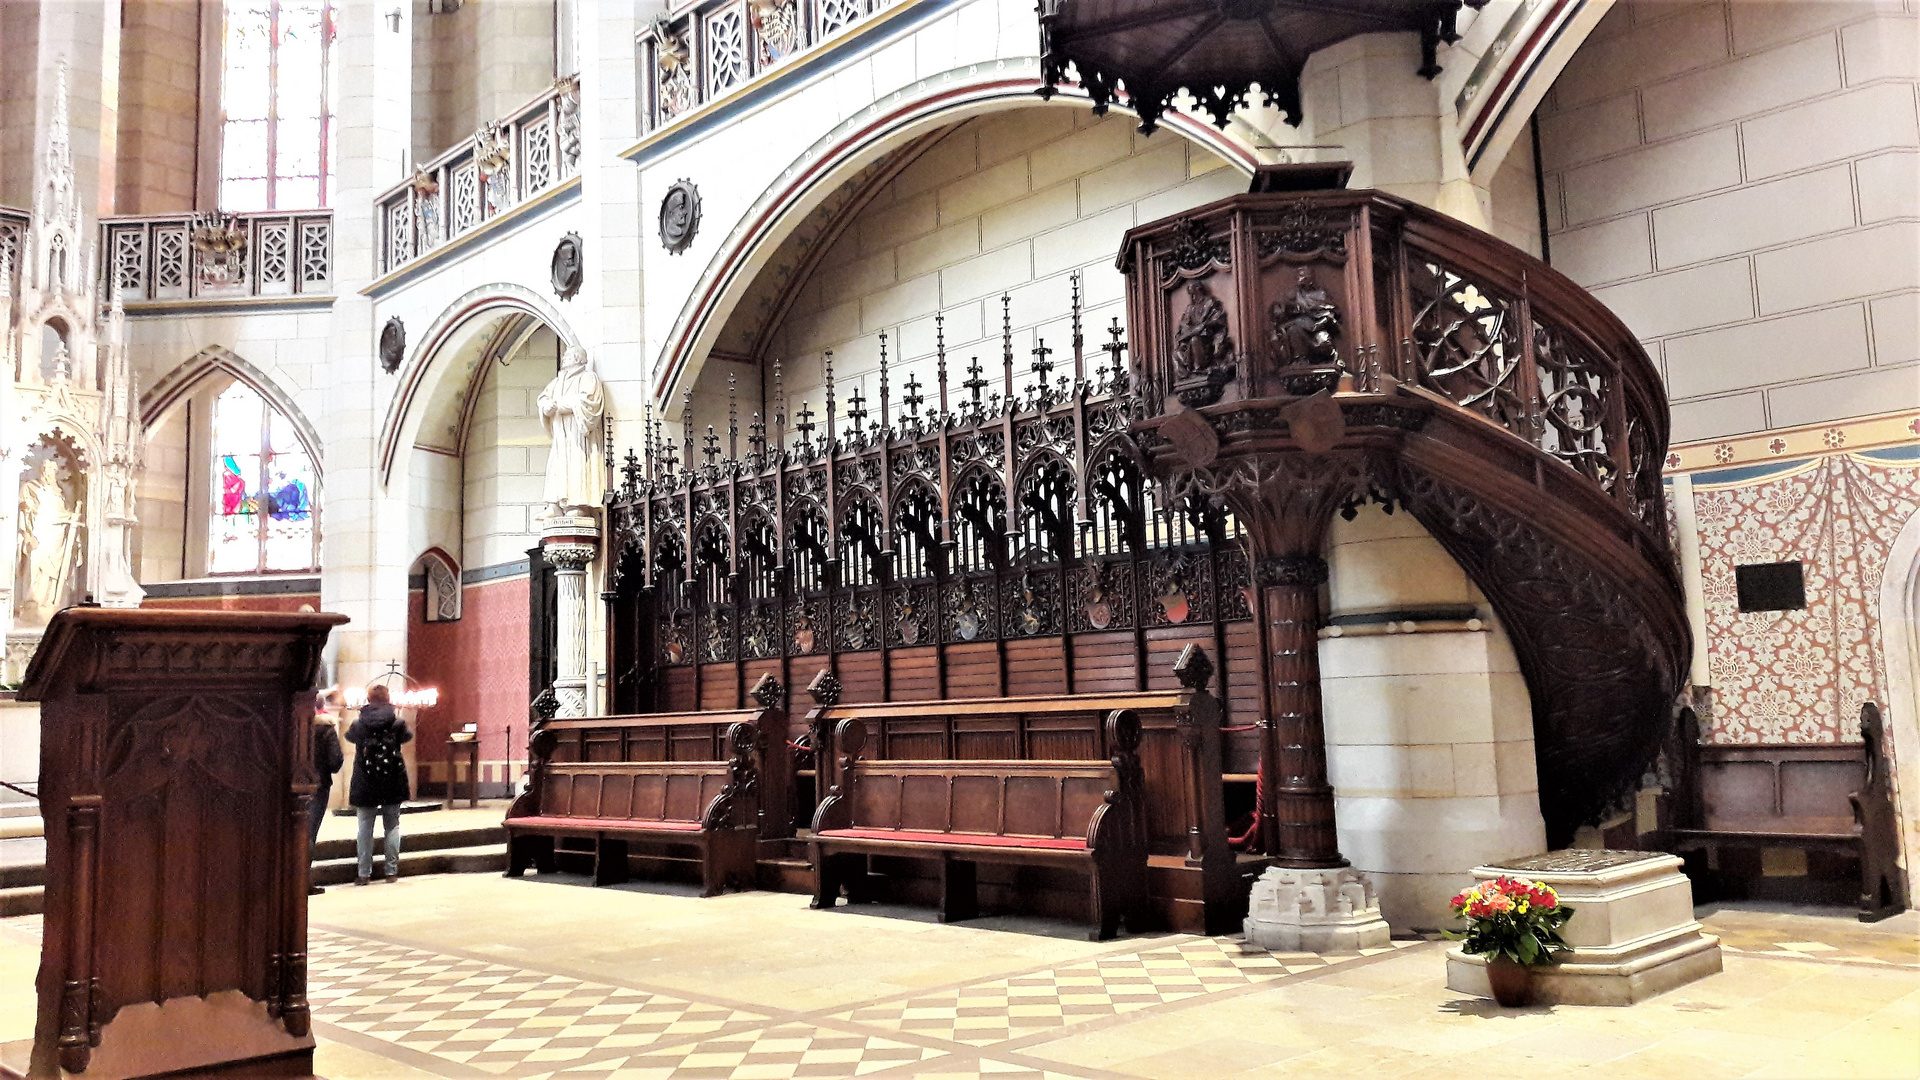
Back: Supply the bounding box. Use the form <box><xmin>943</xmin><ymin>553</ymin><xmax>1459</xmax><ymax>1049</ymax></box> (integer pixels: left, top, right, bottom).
<box><xmin>550</xmin><ymin>679</ymin><xmax>588</xmax><ymax>717</ymax></box>
<box><xmin>1445</xmin><ymin>851</ymin><xmax>1722</xmax><ymax>1006</ymax></box>
<box><xmin>1243</xmin><ymin>866</ymin><xmax>1391</xmax><ymax>953</ymax></box>
<box><xmin>541</xmin><ymin>515</ymin><xmax>600</xmax><ymax>721</ymax></box>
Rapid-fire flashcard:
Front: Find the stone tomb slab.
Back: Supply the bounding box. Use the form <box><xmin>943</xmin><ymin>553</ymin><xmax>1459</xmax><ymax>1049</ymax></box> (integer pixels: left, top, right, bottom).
<box><xmin>1445</xmin><ymin>850</ymin><xmax>1723</xmax><ymax>1006</ymax></box>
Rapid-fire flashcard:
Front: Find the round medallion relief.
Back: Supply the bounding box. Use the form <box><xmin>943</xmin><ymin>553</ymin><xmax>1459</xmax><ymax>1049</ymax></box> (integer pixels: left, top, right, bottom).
<box><xmin>659</xmin><ymin>179</ymin><xmax>701</xmax><ymax>254</ymax></box>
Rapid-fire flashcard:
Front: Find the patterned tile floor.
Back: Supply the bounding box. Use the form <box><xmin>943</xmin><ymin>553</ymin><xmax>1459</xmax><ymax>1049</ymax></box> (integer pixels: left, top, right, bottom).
<box><xmin>1698</xmin><ymin>905</ymin><xmax>1920</xmax><ymax>968</ymax></box>
<box><xmin>305</xmin><ymin>921</ymin><xmax>1408</xmax><ymax>1078</ymax></box>
<box><xmin>5</xmin><ymin>881</ymin><xmax>1920</xmax><ymax>1079</ymax></box>
<box><xmin>832</xmin><ymin>938</ymin><xmax>1412</xmax><ymax>1048</ymax></box>
<box><xmin>308</xmin><ymin>929</ymin><xmax>771</xmax><ymax>1074</ymax></box>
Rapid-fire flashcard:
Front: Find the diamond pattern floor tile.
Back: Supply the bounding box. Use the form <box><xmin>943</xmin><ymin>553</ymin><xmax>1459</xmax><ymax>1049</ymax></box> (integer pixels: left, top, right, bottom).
<box><xmin>308</xmin><ymin>929</ymin><xmax>767</xmax><ymax>1074</ymax></box>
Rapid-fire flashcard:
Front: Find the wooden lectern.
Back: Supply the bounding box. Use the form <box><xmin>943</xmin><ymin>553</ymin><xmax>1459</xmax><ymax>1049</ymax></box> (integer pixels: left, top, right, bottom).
<box><xmin>8</xmin><ymin>608</ymin><xmax>348</xmax><ymax>1079</ymax></box>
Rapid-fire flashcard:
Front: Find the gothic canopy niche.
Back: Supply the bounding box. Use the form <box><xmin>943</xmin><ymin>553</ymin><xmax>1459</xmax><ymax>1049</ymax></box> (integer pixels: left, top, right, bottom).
<box><xmin>1038</xmin><ymin>0</ymin><xmax>1489</xmax><ymax>133</ymax></box>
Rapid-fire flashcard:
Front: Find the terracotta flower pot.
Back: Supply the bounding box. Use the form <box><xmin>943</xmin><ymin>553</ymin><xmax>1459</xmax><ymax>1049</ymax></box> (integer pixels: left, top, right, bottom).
<box><xmin>1483</xmin><ymin>957</ymin><xmax>1531</xmax><ymax>1006</ymax></box>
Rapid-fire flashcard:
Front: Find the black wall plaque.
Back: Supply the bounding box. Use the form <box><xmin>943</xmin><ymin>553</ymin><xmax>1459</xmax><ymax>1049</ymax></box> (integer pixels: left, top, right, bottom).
<box><xmin>1735</xmin><ymin>561</ymin><xmax>1807</xmax><ymax>613</ymax></box>
<box><xmin>551</xmin><ymin>232</ymin><xmax>583</xmax><ymax>299</ymax></box>
<box><xmin>660</xmin><ymin>179</ymin><xmax>701</xmax><ymax>254</ymax></box>
<box><xmin>379</xmin><ymin>316</ymin><xmax>406</xmax><ymax>374</ymax></box>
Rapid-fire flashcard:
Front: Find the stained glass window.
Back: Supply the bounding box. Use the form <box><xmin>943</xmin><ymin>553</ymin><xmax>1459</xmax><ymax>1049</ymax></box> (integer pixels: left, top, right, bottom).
<box><xmin>220</xmin><ymin>0</ymin><xmax>338</xmax><ymax>211</ymax></box>
<box><xmin>210</xmin><ymin>382</ymin><xmax>320</xmax><ymax>574</ymax></box>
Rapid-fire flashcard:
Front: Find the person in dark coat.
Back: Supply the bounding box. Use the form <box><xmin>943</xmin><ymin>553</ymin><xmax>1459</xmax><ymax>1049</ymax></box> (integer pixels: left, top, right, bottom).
<box><xmin>310</xmin><ymin>690</ymin><xmax>346</xmax><ymax>894</ymax></box>
<box><xmin>345</xmin><ymin>683</ymin><xmax>412</xmax><ymax>884</ymax></box>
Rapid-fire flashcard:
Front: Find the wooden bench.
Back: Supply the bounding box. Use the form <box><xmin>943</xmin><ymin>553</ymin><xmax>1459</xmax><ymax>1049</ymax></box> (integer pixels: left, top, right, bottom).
<box><xmin>1664</xmin><ymin>703</ymin><xmax>1906</xmax><ymax>921</ymax></box>
<box><xmin>800</xmin><ymin>644</ymin><xmax>1235</xmax><ymax>930</ymax></box>
<box><xmin>810</xmin><ymin>708</ymin><xmax>1151</xmax><ymax>940</ymax></box>
<box><xmin>506</xmin><ymin>678</ymin><xmax>788</xmax><ymax>896</ymax></box>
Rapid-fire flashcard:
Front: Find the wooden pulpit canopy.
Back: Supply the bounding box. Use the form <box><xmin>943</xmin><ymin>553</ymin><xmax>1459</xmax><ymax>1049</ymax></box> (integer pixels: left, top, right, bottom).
<box><xmin>10</xmin><ymin>608</ymin><xmax>348</xmax><ymax>1080</ymax></box>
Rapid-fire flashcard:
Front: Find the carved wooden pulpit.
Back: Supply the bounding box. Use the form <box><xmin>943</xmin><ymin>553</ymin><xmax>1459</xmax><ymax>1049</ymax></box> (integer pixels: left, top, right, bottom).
<box><xmin>9</xmin><ymin>608</ymin><xmax>347</xmax><ymax>1079</ymax></box>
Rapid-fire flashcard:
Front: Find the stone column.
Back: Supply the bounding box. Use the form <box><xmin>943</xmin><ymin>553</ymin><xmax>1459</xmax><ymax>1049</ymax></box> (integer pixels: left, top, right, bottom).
<box><xmin>542</xmin><ymin>516</ymin><xmax>599</xmax><ymax>718</ymax></box>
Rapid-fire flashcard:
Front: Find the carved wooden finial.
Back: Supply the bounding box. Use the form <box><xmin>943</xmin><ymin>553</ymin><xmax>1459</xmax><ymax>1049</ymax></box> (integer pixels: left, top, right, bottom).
<box><xmin>749</xmin><ymin>672</ymin><xmax>783</xmax><ymax>710</ymax></box>
<box><xmin>1172</xmin><ymin>644</ymin><xmax>1213</xmax><ymax>691</ymax></box>
<box><xmin>529</xmin><ymin>686</ymin><xmax>560</xmax><ymax>722</ymax></box>
<box><xmin>806</xmin><ymin>667</ymin><xmax>842</xmax><ymax>706</ymax></box>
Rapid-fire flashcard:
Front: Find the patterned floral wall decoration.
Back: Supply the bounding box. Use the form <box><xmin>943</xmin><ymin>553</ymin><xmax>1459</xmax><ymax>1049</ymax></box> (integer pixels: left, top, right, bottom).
<box><xmin>1688</xmin><ymin>447</ymin><xmax>1920</xmax><ymax>744</ymax></box>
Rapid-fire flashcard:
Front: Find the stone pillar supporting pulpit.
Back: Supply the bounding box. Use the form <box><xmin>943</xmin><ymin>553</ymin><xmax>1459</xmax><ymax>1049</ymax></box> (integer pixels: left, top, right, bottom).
<box><xmin>542</xmin><ymin>514</ymin><xmax>600</xmax><ymax>718</ymax></box>
<box><xmin>4</xmin><ymin>608</ymin><xmax>347</xmax><ymax>1080</ymax></box>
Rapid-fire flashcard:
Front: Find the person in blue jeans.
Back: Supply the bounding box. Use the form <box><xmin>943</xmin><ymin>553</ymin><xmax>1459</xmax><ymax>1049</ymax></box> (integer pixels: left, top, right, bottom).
<box><xmin>344</xmin><ymin>683</ymin><xmax>412</xmax><ymax>885</ymax></box>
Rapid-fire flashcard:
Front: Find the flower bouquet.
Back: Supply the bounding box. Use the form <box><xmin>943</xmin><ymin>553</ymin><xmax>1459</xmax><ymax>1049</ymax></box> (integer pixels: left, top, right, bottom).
<box><xmin>1445</xmin><ymin>876</ymin><xmax>1575</xmax><ymax>1005</ymax></box>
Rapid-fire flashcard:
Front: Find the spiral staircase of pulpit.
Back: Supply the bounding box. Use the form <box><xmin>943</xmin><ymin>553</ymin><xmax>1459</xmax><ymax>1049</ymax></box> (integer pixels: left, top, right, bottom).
<box><xmin>1119</xmin><ymin>173</ymin><xmax>1689</xmax><ymax>850</ymax></box>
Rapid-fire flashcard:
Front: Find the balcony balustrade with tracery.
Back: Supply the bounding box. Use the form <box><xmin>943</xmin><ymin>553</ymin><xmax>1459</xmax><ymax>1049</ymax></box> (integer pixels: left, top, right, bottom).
<box><xmin>637</xmin><ymin>0</ymin><xmax>900</xmax><ymax>133</ymax></box>
<box><xmin>99</xmin><ymin>210</ymin><xmax>333</xmax><ymax>303</ymax></box>
<box><xmin>374</xmin><ymin>76</ymin><xmax>582</xmax><ymax>277</ymax></box>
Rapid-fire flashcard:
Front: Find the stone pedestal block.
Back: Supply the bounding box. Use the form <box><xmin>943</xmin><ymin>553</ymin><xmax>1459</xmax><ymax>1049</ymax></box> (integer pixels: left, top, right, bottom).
<box><xmin>541</xmin><ymin>516</ymin><xmax>600</xmax><ymax>719</ymax></box>
<box><xmin>1446</xmin><ymin>850</ymin><xmax>1722</xmax><ymax>1006</ymax></box>
<box><xmin>1243</xmin><ymin>866</ymin><xmax>1392</xmax><ymax>953</ymax></box>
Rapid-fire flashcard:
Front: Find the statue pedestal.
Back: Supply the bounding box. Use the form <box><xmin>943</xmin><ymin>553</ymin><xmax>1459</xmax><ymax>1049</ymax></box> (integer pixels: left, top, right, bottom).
<box><xmin>540</xmin><ymin>516</ymin><xmax>599</xmax><ymax>719</ymax></box>
<box><xmin>1446</xmin><ymin>850</ymin><xmax>1722</xmax><ymax>1006</ymax></box>
<box><xmin>1243</xmin><ymin>866</ymin><xmax>1391</xmax><ymax>953</ymax></box>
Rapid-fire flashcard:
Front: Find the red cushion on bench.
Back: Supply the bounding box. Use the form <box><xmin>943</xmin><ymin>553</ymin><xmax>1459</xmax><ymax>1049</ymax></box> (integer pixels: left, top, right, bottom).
<box><xmin>510</xmin><ymin>815</ymin><xmax>704</xmax><ymax>832</ymax></box>
<box><xmin>819</xmin><ymin>828</ymin><xmax>1087</xmax><ymax>851</ymax></box>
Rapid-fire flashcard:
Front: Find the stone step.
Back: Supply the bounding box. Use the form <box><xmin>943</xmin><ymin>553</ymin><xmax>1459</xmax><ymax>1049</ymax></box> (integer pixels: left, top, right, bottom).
<box><xmin>0</xmin><ymin>833</ymin><xmax>510</xmax><ymax>914</ymax></box>
<box><xmin>312</xmin><ymin>824</ymin><xmax>503</xmax><ymax>862</ymax></box>
<box><xmin>311</xmin><ymin>843</ymin><xmax>507</xmax><ymax>887</ymax></box>
<box><xmin>756</xmin><ymin>857</ymin><xmax>813</xmax><ymax>893</ymax></box>
<box><xmin>0</xmin><ymin>861</ymin><xmax>43</xmax><ymax>890</ymax></box>
<box><xmin>325</xmin><ymin>800</ymin><xmax>448</xmax><ymax>818</ymax></box>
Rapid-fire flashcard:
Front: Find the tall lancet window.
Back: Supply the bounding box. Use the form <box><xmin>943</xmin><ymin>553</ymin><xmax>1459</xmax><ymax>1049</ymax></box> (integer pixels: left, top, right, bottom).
<box><xmin>209</xmin><ymin>382</ymin><xmax>320</xmax><ymax>574</ymax></box>
<box><xmin>220</xmin><ymin>0</ymin><xmax>338</xmax><ymax>211</ymax></box>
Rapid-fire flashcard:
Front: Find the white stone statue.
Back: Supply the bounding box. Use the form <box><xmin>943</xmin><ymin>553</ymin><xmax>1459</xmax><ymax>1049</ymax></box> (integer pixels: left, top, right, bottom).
<box><xmin>15</xmin><ymin>460</ymin><xmax>82</xmax><ymax>622</ymax></box>
<box><xmin>537</xmin><ymin>344</ymin><xmax>606</xmax><ymax>518</ymax></box>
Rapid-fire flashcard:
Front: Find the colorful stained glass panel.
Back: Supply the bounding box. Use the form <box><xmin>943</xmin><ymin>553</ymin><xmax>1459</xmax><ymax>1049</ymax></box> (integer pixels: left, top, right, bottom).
<box><xmin>209</xmin><ymin>381</ymin><xmax>318</xmax><ymax>574</ymax></box>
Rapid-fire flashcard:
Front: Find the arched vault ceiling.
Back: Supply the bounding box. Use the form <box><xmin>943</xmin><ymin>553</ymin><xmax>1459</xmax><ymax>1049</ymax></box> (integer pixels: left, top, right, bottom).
<box><xmin>708</xmin><ymin>129</ymin><xmax>946</xmax><ymax>365</ymax></box>
<box><xmin>411</xmin><ymin>311</ymin><xmax>539</xmax><ymax>455</ymax></box>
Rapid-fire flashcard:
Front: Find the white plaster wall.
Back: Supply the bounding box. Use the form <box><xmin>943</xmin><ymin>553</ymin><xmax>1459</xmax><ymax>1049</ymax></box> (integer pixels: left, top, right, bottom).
<box><xmin>1536</xmin><ymin>0</ymin><xmax>1920</xmax><ymax>443</ymax></box>
<box><xmin>125</xmin><ymin>307</ymin><xmax>336</xmax><ymax>443</ymax></box>
<box><xmin>366</xmin><ymin>208</ymin><xmax>587</xmax><ymax>454</ymax></box>
<box><xmin>462</xmin><ymin>340</ymin><xmax>554</xmax><ymax>569</ymax></box>
<box><xmin>762</xmin><ymin>108</ymin><xmax>1246</xmax><ymax>422</ymax></box>
<box><xmin>411</xmin><ymin>0</ymin><xmax>556</xmax><ymax>163</ymax></box>
<box><xmin>1488</xmin><ymin>128</ymin><xmax>1544</xmax><ymax>259</ymax></box>
<box><xmin>408</xmin><ymin>447</ymin><xmax>463</xmax><ymax>565</ymax></box>
<box><xmin>1322</xmin><ymin>504</ymin><xmax>1548</xmax><ymax>930</ymax></box>
<box><xmin>0</xmin><ymin>699</ymin><xmax>39</xmax><ymax>814</ymax></box>
<box><xmin>135</xmin><ymin>402</ymin><xmax>189</xmax><ymax>582</ymax></box>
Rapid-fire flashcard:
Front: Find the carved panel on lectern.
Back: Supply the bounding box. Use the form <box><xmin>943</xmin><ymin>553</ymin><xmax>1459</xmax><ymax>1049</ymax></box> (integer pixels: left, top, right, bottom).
<box><xmin>96</xmin><ymin>695</ymin><xmax>284</xmax><ymax>1012</ymax></box>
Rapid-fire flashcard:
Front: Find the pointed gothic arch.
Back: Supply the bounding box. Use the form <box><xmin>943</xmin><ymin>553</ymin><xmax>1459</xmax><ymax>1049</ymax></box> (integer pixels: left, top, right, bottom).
<box><xmin>376</xmin><ymin>282</ymin><xmax>583</xmax><ymax>483</ymax></box>
<box><xmin>647</xmin><ymin>65</ymin><xmax>1258</xmax><ymax>407</ymax></box>
<box><xmin>142</xmin><ymin>345</ymin><xmax>324</xmax><ymax>465</ymax></box>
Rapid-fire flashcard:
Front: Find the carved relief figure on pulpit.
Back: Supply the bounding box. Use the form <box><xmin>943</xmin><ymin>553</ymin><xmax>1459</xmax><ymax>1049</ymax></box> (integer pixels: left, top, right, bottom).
<box><xmin>537</xmin><ymin>344</ymin><xmax>607</xmax><ymax>518</ymax></box>
<box><xmin>15</xmin><ymin>459</ymin><xmax>83</xmax><ymax>624</ymax></box>
<box><xmin>1173</xmin><ymin>279</ymin><xmax>1232</xmax><ymax>375</ymax></box>
<box><xmin>1270</xmin><ymin>267</ymin><xmax>1341</xmax><ymax>368</ymax></box>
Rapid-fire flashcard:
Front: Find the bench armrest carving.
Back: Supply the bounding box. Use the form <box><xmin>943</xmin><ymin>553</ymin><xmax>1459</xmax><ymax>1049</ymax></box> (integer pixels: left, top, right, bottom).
<box><xmin>508</xmin><ymin>724</ymin><xmax>560</xmax><ymax>820</ymax></box>
<box><xmin>811</xmin><ymin>717</ymin><xmax>865</xmax><ymax>833</ymax></box>
<box><xmin>701</xmin><ymin>722</ymin><xmax>761</xmax><ymax>831</ymax></box>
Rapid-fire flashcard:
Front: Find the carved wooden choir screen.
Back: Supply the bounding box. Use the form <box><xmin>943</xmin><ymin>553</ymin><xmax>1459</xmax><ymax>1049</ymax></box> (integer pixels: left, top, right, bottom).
<box><xmin>604</xmin><ymin>281</ymin><xmax>1274</xmax><ymax>782</ymax></box>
